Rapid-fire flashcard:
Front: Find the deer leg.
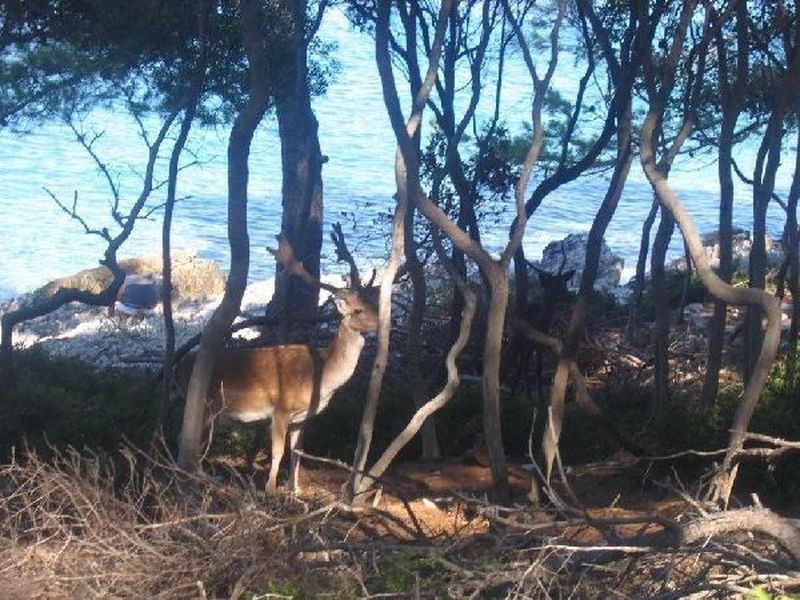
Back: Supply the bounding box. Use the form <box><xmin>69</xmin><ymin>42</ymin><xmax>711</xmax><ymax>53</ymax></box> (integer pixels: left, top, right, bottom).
<box><xmin>267</xmin><ymin>414</ymin><xmax>288</xmax><ymax>493</ymax></box>
<box><xmin>287</xmin><ymin>424</ymin><xmax>305</xmax><ymax>494</ymax></box>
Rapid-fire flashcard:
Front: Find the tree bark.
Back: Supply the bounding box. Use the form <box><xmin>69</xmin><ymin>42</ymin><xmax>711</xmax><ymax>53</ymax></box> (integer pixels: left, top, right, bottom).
<box><xmin>270</xmin><ymin>0</ymin><xmax>324</xmax><ymax>322</ymax></box>
<box><xmin>359</xmin><ymin>240</ymin><xmax>475</xmax><ymax>493</ymax></box>
<box><xmin>651</xmin><ymin>206</ymin><xmax>675</xmax><ymax>417</ymax></box>
<box><xmin>346</xmin><ymin>0</ymin><xmax>451</xmax><ymax>501</ymax></box>
<box><xmin>640</xmin><ymin>109</ymin><xmax>781</xmax><ymax>507</ymax></box>
<box><xmin>744</xmin><ymin>35</ymin><xmax>800</xmax><ymax>382</ymax></box>
<box><xmin>542</xmin><ymin>99</ymin><xmax>634</xmax><ymax>484</ymax></box>
<box><xmin>159</xmin><ymin>0</ymin><xmax>209</xmax><ymax>430</ymax></box>
<box><xmin>177</xmin><ymin>0</ymin><xmax>269</xmax><ymax>473</ymax></box>
<box><xmin>700</xmin><ymin>21</ymin><xmax>741</xmax><ymax>404</ymax></box>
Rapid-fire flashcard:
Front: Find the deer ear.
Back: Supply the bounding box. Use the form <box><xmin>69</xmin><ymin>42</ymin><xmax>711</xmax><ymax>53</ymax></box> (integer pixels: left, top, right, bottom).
<box><xmin>333</xmin><ymin>291</ymin><xmax>352</xmax><ymax>314</ymax></box>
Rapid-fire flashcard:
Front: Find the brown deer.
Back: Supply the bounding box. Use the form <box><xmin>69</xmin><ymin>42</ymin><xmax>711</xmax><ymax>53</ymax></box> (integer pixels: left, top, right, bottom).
<box><xmin>177</xmin><ymin>233</ymin><xmax>378</xmax><ymax>493</ymax></box>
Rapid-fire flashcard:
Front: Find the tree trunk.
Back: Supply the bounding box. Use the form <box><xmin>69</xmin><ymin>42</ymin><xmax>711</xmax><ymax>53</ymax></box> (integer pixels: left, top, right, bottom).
<box><xmin>270</xmin><ymin>0</ymin><xmax>324</xmax><ymax>321</ymax></box>
<box><xmin>651</xmin><ymin>206</ymin><xmax>674</xmax><ymax>418</ymax></box>
<box><xmin>629</xmin><ymin>198</ymin><xmax>659</xmax><ymax>330</ymax></box>
<box><xmin>786</xmin><ymin>122</ymin><xmax>800</xmax><ymax>384</ymax></box>
<box><xmin>640</xmin><ymin>108</ymin><xmax>781</xmax><ymax>507</ymax></box>
<box><xmin>540</xmin><ymin>100</ymin><xmax>633</xmax><ymax>485</ymax></box>
<box><xmin>404</xmin><ymin>203</ymin><xmax>440</xmax><ymax>460</ymax></box>
<box><xmin>701</xmin><ymin>112</ymin><xmax>736</xmax><ymax>406</ymax></box>
<box><xmin>482</xmin><ymin>272</ymin><xmax>510</xmax><ymax>502</ymax></box>
<box><xmin>177</xmin><ymin>0</ymin><xmax>269</xmax><ymax>473</ymax></box>
<box><xmin>159</xmin><ymin>0</ymin><xmax>209</xmax><ymax>431</ymax></box>
<box><xmin>346</xmin><ymin>0</ymin><xmax>451</xmax><ymax>501</ymax></box>
<box><xmin>701</xmin><ymin>2</ymin><xmax>746</xmax><ymax>406</ymax></box>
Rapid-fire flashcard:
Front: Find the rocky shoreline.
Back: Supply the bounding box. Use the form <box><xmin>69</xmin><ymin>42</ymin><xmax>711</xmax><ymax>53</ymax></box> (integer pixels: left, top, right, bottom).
<box><xmin>0</xmin><ymin>231</ymin><xmax>787</xmax><ymax>370</ymax></box>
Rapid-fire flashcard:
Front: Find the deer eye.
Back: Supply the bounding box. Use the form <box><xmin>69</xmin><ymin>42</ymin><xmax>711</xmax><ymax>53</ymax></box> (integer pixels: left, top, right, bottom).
<box><xmin>353</xmin><ymin>308</ymin><xmax>363</xmax><ymax>315</ymax></box>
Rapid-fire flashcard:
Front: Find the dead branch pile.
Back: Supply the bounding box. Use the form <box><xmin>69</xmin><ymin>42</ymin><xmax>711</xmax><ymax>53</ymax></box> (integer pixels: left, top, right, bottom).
<box><xmin>1</xmin><ymin>447</ymin><xmax>799</xmax><ymax>599</ymax></box>
<box><xmin>0</xmin><ymin>447</ymin><xmax>376</xmax><ymax>599</ymax></box>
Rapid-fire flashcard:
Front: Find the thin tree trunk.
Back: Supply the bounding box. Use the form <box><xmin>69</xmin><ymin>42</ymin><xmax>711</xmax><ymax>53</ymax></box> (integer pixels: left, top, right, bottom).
<box><xmin>404</xmin><ymin>203</ymin><xmax>440</xmax><ymax>460</ymax></box>
<box><xmin>359</xmin><ymin>238</ymin><xmax>475</xmax><ymax>493</ymax></box>
<box><xmin>640</xmin><ymin>108</ymin><xmax>781</xmax><ymax>507</ymax></box>
<box><xmin>786</xmin><ymin>122</ymin><xmax>800</xmax><ymax>384</ymax></box>
<box><xmin>701</xmin><ymin>114</ymin><xmax>737</xmax><ymax>405</ymax></box>
<box><xmin>701</xmin><ymin>0</ymin><xmax>747</xmax><ymax>406</ymax></box>
<box><xmin>629</xmin><ymin>198</ymin><xmax>659</xmax><ymax>329</ymax></box>
<box><xmin>540</xmin><ymin>76</ymin><xmax>635</xmax><ymax>484</ymax></box>
<box><xmin>346</xmin><ymin>0</ymin><xmax>451</xmax><ymax>501</ymax></box>
<box><xmin>159</xmin><ymin>0</ymin><xmax>209</xmax><ymax>430</ymax></box>
<box><xmin>177</xmin><ymin>0</ymin><xmax>269</xmax><ymax>473</ymax></box>
<box><xmin>651</xmin><ymin>206</ymin><xmax>674</xmax><ymax>417</ymax></box>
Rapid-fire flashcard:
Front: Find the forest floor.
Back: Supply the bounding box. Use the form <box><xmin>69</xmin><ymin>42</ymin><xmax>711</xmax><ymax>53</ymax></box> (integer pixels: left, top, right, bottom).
<box><xmin>2</xmin><ymin>271</ymin><xmax>800</xmax><ymax>597</ymax></box>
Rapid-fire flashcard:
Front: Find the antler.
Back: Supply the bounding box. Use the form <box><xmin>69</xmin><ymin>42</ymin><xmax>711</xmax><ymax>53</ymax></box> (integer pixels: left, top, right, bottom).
<box><xmin>330</xmin><ymin>222</ymin><xmax>362</xmax><ymax>289</ymax></box>
<box><xmin>268</xmin><ymin>232</ymin><xmax>339</xmax><ymax>293</ymax></box>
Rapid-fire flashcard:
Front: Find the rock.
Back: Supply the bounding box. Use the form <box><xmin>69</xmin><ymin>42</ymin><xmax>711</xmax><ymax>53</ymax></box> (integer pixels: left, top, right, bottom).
<box><xmin>536</xmin><ymin>233</ymin><xmax>624</xmax><ymax>294</ymax></box>
<box><xmin>683</xmin><ymin>302</ymin><xmax>714</xmax><ymax>332</ymax></box>
<box><xmin>31</xmin><ymin>253</ymin><xmax>225</xmax><ymax>303</ymax></box>
<box><xmin>669</xmin><ymin>230</ymin><xmax>782</xmax><ymax>272</ymax></box>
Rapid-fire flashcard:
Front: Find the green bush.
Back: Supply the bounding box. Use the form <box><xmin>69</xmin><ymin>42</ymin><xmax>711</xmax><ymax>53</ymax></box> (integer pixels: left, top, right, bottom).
<box><xmin>1</xmin><ymin>348</ymin><xmax>160</xmax><ymax>455</ymax></box>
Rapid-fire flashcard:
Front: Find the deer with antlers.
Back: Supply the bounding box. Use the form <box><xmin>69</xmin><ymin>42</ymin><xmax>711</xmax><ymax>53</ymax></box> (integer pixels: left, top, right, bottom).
<box><xmin>176</xmin><ymin>230</ymin><xmax>378</xmax><ymax>493</ymax></box>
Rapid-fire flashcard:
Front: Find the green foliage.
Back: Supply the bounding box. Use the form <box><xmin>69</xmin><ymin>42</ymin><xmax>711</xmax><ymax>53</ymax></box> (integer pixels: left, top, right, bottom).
<box><xmin>749</xmin><ymin>586</ymin><xmax>798</xmax><ymax>600</ymax></box>
<box><xmin>242</xmin><ymin>580</ymin><xmax>307</xmax><ymax>600</ymax></box>
<box><xmin>363</xmin><ymin>552</ymin><xmax>449</xmax><ymax>596</ymax></box>
<box><xmin>2</xmin><ymin>348</ymin><xmax>159</xmax><ymax>455</ymax></box>
<box><xmin>1</xmin><ymin>0</ymin><xmax>339</xmax><ymax>129</ymax></box>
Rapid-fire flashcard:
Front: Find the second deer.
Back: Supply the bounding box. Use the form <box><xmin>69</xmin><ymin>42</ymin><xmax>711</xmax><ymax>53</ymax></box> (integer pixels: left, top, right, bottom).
<box><xmin>177</xmin><ymin>232</ymin><xmax>378</xmax><ymax>493</ymax></box>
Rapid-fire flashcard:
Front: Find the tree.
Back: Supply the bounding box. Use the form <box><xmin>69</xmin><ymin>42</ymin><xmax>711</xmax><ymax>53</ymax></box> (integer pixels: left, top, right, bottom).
<box><xmin>177</xmin><ymin>0</ymin><xmax>271</xmax><ymax>472</ymax></box>
<box><xmin>700</xmin><ymin>0</ymin><xmax>749</xmax><ymax>407</ymax></box>
<box><xmin>536</xmin><ymin>0</ymin><xmax>644</xmax><ymax>492</ymax></box>
<box><xmin>346</xmin><ymin>0</ymin><xmax>453</xmax><ymax>501</ymax></box>
<box><xmin>269</xmin><ymin>0</ymin><xmax>330</xmax><ymax>322</ymax></box>
<box><xmin>637</xmin><ymin>0</ymin><xmax>782</xmax><ymax>506</ymax></box>
<box><xmin>743</xmin><ymin>1</ymin><xmax>800</xmax><ymax>384</ymax></box>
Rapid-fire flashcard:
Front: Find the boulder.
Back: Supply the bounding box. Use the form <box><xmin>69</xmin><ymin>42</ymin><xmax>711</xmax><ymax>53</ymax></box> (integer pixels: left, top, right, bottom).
<box><xmin>669</xmin><ymin>229</ymin><xmax>783</xmax><ymax>271</ymax></box>
<box><xmin>536</xmin><ymin>233</ymin><xmax>624</xmax><ymax>294</ymax></box>
<box><xmin>32</xmin><ymin>252</ymin><xmax>226</xmax><ymax>302</ymax></box>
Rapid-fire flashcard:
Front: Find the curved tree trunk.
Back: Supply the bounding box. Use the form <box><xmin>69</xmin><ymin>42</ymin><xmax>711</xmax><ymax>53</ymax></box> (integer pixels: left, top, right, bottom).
<box><xmin>160</xmin><ymin>0</ymin><xmax>209</xmax><ymax>430</ymax></box>
<box><xmin>404</xmin><ymin>203</ymin><xmax>440</xmax><ymax>460</ymax></box>
<box><xmin>177</xmin><ymin>0</ymin><xmax>269</xmax><ymax>473</ymax></box>
<box><xmin>541</xmin><ymin>96</ymin><xmax>634</xmax><ymax>485</ymax></box>
<box><xmin>345</xmin><ymin>0</ymin><xmax>451</xmax><ymax>501</ymax></box>
<box><xmin>640</xmin><ymin>110</ymin><xmax>781</xmax><ymax>506</ymax></box>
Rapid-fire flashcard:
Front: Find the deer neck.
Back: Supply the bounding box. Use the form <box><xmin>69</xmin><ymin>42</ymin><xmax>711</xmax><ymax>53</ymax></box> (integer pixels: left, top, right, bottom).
<box><xmin>319</xmin><ymin>321</ymin><xmax>365</xmax><ymax>406</ymax></box>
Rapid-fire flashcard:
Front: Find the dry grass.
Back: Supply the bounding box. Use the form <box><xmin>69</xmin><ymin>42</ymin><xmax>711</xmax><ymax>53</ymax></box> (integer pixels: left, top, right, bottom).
<box><xmin>0</xmin><ymin>445</ymin><xmax>363</xmax><ymax>599</ymax></box>
<box><xmin>1</xmin><ymin>446</ymin><xmax>799</xmax><ymax>599</ymax></box>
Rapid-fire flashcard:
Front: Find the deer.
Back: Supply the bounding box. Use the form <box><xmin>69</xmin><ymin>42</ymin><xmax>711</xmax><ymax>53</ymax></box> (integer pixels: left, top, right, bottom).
<box><xmin>176</xmin><ymin>231</ymin><xmax>379</xmax><ymax>493</ymax></box>
<box><xmin>506</xmin><ymin>242</ymin><xmax>575</xmax><ymax>402</ymax></box>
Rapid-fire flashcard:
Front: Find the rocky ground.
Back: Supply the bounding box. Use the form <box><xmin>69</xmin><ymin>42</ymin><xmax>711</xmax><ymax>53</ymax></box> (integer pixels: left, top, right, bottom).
<box><xmin>1</xmin><ymin>230</ymin><xmax>790</xmax><ymax>371</ymax></box>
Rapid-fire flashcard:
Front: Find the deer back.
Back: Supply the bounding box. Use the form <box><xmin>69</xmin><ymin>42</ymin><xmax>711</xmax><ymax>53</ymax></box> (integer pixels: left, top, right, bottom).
<box><xmin>176</xmin><ymin>345</ymin><xmax>323</xmax><ymax>422</ymax></box>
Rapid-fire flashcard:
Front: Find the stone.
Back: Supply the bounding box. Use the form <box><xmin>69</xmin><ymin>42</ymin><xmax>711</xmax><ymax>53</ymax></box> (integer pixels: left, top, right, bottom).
<box><xmin>535</xmin><ymin>233</ymin><xmax>624</xmax><ymax>294</ymax></box>
<box><xmin>31</xmin><ymin>252</ymin><xmax>226</xmax><ymax>303</ymax></box>
<box><xmin>670</xmin><ymin>229</ymin><xmax>783</xmax><ymax>271</ymax></box>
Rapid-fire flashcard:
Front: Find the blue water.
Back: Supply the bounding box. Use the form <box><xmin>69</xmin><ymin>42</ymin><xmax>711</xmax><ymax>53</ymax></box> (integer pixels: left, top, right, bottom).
<box><xmin>0</xmin><ymin>10</ymin><xmax>789</xmax><ymax>303</ymax></box>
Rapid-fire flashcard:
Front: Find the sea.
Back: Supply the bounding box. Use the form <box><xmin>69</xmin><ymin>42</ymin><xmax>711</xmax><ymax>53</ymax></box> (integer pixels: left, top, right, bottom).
<box><xmin>0</xmin><ymin>10</ymin><xmax>789</xmax><ymax>304</ymax></box>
